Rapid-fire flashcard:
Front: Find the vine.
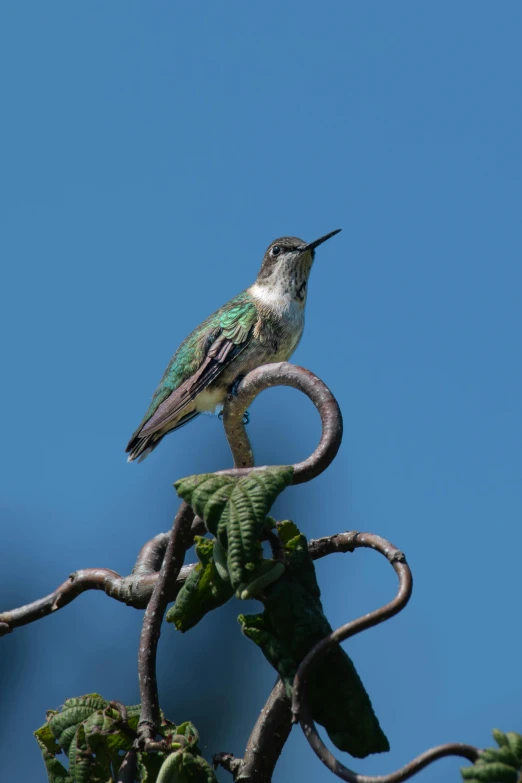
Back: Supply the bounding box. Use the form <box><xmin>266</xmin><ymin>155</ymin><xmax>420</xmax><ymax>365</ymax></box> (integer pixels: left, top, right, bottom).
<box><xmin>1</xmin><ymin>362</ymin><xmax>518</xmax><ymax>783</ymax></box>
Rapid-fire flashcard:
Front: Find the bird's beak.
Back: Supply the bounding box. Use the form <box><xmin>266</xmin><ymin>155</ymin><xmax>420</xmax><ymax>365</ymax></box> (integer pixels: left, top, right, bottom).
<box><xmin>300</xmin><ymin>228</ymin><xmax>342</xmax><ymax>252</ymax></box>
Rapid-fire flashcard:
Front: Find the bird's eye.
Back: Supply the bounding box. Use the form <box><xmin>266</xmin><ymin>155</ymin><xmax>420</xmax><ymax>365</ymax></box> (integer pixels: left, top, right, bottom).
<box><xmin>271</xmin><ymin>245</ymin><xmax>281</xmax><ymax>257</ymax></box>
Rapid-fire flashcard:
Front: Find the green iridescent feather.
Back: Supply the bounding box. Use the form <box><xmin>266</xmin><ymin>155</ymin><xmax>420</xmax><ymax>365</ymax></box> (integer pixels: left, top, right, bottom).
<box><xmin>142</xmin><ymin>291</ymin><xmax>258</xmax><ymax>425</ymax></box>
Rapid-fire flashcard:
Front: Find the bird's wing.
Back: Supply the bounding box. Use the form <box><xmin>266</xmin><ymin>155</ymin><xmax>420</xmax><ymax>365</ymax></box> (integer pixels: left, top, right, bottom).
<box><xmin>136</xmin><ymin>295</ymin><xmax>259</xmax><ymax>439</ymax></box>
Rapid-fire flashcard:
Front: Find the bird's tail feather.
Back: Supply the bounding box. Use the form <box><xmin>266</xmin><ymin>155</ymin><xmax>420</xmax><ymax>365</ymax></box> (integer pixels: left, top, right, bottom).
<box><xmin>125</xmin><ymin>410</ymin><xmax>201</xmax><ymax>462</ymax></box>
<box><xmin>126</xmin><ymin>433</ymin><xmax>158</xmax><ymax>462</ymax></box>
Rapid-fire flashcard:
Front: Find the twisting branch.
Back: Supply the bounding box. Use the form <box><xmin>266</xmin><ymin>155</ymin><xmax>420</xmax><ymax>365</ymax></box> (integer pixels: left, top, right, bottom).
<box><xmin>3</xmin><ymin>362</ymin><xmax>483</xmax><ymax>783</ymax></box>
<box><xmin>0</xmin><ymin>363</ymin><xmax>341</xmax><ymax>639</ymax></box>
<box><xmin>0</xmin><ymin>535</ymin><xmax>196</xmax><ymax>636</ymax></box>
<box><xmin>214</xmin><ymin>679</ymin><xmax>293</xmax><ymax>783</ymax></box>
<box><xmin>216</xmin><ymin>365</ymin><xmax>295</xmax><ymax>782</ymax></box>
<box><xmin>221</xmin><ymin>361</ymin><xmax>343</xmax><ymax>483</ymax></box>
<box><xmin>137</xmin><ymin>501</ymin><xmax>195</xmax><ymax>743</ymax></box>
<box><xmin>293</xmin><ymin>532</ymin><xmax>479</xmax><ymax>782</ymax></box>
<box><xmin>213</xmin><ymin>362</ymin><xmax>344</xmax><ymax>781</ymax></box>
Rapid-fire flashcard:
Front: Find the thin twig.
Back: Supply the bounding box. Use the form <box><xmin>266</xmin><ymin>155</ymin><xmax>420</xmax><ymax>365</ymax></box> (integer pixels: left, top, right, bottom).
<box><xmin>292</xmin><ymin>532</ymin><xmax>480</xmax><ymax>781</ymax></box>
<box><xmin>136</xmin><ymin>501</ymin><xmax>195</xmax><ymax>743</ymax></box>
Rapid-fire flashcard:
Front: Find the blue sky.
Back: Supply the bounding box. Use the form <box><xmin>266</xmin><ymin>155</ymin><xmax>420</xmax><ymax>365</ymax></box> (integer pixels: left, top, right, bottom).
<box><xmin>1</xmin><ymin>2</ymin><xmax>521</xmax><ymax>781</ymax></box>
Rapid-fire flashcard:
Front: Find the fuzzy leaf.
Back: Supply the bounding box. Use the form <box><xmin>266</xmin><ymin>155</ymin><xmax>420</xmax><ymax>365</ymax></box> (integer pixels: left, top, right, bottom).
<box><xmin>166</xmin><ymin>537</ymin><xmax>234</xmax><ymax>631</ymax></box>
<box><xmin>138</xmin><ymin>752</ymin><xmax>165</xmax><ymax>783</ymax></box>
<box><xmin>492</xmin><ymin>729</ymin><xmax>511</xmax><ymax>749</ymax></box>
<box><xmin>175</xmin><ymin>467</ymin><xmax>293</xmax><ymax>591</ymax></box>
<box><xmin>461</xmin><ymin>731</ymin><xmax>522</xmax><ymax>783</ymax></box>
<box><xmin>36</xmin><ymin>696</ymin><xmax>214</xmax><ymax>783</ymax></box>
<box><xmin>505</xmin><ymin>732</ymin><xmax>522</xmax><ymax>765</ymax></box>
<box><xmin>240</xmin><ymin>520</ymin><xmax>389</xmax><ymax>759</ymax></box>
<box><xmin>34</xmin><ymin>731</ymin><xmax>72</xmax><ymax>783</ymax></box>
<box><xmin>173</xmin><ymin>721</ymin><xmax>200</xmax><ymax>752</ymax></box>
<box><xmin>35</xmin><ymin>723</ymin><xmax>62</xmax><ymax>756</ymax></box>
<box><xmin>47</xmin><ymin>694</ymin><xmax>109</xmax><ymax>755</ymax></box>
<box><xmin>174</xmin><ymin>475</ymin><xmax>235</xmax><ymax>534</ymax></box>
<box><xmin>156</xmin><ymin>749</ymin><xmax>218</xmax><ymax>783</ymax></box>
<box><xmin>481</xmin><ymin>746</ymin><xmax>519</xmax><ymax>769</ymax></box>
<box><xmin>461</xmin><ymin>762</ymin><xmax>518</xmax><ymax>783</ymax></box>
<box><xmin>69</xmin><ymin>724</ymin><xmax>94</xmax><ymax>783</ymax></box>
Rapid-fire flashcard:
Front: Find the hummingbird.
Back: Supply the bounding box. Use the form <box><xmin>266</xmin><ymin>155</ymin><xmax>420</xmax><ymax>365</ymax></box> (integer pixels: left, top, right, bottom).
<box><xmin>126</xmin><ymin>229</ymin><xmax>341</xmax><ymax>461</ymax></box>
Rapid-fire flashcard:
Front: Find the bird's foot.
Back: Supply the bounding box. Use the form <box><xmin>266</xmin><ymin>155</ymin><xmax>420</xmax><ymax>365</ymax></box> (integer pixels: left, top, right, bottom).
<box><xmin>218</xmin><ymin>377</ymin><xmax>249</xmax><ymax>425</ymax></box>
<box><xmin>218</xmin><ymin>409</ymin><xmax>250</xmax><ymax>425</ymax></box>
<box><xmin>230</xmin><ymin>375</ymin><xmax>246</xmax><ymax>397</ymax></box>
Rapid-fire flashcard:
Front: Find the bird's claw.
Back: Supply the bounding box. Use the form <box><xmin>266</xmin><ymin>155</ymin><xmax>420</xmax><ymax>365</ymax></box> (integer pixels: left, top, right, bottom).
<box><xmin>230</xmin><ymin>375</ymin><xmax>246</xmax><ymax>397</ymax></box>
<box><xmin>218</xmin><ymin>409</ymin><xmax>250</xmax><ymax>425</ymax></box>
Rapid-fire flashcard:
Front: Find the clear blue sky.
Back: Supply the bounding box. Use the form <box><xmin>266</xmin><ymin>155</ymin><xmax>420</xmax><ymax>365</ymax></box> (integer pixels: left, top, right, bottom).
<box><xmin>1</xmin><ymin>2</ymin><xmax>521</xmax><ymax>781</ymax></box>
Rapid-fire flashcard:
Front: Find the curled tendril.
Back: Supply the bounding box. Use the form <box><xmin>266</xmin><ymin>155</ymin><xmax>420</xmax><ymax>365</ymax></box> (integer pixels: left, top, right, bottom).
<box><xmin>2</xmin><ymin>362</ymin><xmax>482</xmax><ymax>783</ymax></box>
<box><xmin>137</xmin><ymin>362</ymin><xmax>344</xmax><ymax>743</ymax></box>
<box><xmin>293</xmin><ymin>532</ymin><xmax>479</xmax><ymax>780</ymax></box>
<box><xmin>221</xmin><ymin>361</ymin><xmax>343</xmax><ymax>479</ymax></box>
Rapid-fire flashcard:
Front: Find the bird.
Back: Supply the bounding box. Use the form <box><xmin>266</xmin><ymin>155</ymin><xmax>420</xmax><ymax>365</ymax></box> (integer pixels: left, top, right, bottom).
<box><xmin>126</xmin><ymin>229</ymin><xmax>341</xmax><ymax>461</ymax></box>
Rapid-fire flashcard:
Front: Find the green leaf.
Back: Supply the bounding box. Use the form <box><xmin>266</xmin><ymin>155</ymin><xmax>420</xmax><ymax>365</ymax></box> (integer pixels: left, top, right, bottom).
<box><xmin>461</xmin><ymin>730</ymin><xmax>522</xmax><ymax>783</ymax></box>
<box><xmin>481</xmin><ymin>746</ymin><xmax>519</xmax><ymax>769</ymax></box>
<box><xmin>239</xmin><ymin>520</ymin><xmax>389</xmax><ymax>759</ymax></box>
<box><xmin>69</xmin><ymin>723</ymin><xmax>94</xmax><ymax>783</ymax></box>
<box><xmin>175</xmin><ymin>467</ymin><xmax>293</xmax><ymax>591</ymax></box>
<box><xmin>174</xmin><ymin>475</ymin><xmax>235</xmax><ymax>534</ymax></box>
<box><xmin>166</xmin><ymin>537</ymin><xmax>234</xmax><ymax>631</ymax></box>
<box><xmin>138</xmin><ymin>751</ymin><xmax>166</xmax><ymax>783</ymax></box>
<box><xmin>461</xmin><ymin>762</ymin><xmax>518</xmax><ymax>783</ymax></box>
<box><xmin>36</xmin><ymin>696</ymin><xmax>215</xmax><ymax>783</ymax></box>
<box><xmin>492</xmin><ymin>729</ymin><xmax>510</xmax><ymax>749</ymax></box>
<box><xmin>505</xmin><ymin>732</ymin><xmax>522</xmax><ymax>766</ymax></box>
<box><xmin>237</xmin><ymin>560</ymin><xmax>285</xmax><ymax>600</ymax></box>
<box><xmin>35</xmin><ymin>723</ymin><xmax>62</xmax><ymax>756</ymax></box>
<box><xmin>174</xmin><ymin>721</ymin><xmax>200</xmax><ymax>753</ymax></box>
<box><xmin>47</xmin><ymin>694</ymin><xmax>109</xmax><ymax>756</ymax></box>
<box><xmin>156</xmin><ymin>749</ymin><xmax>218</xmax><ymax>783</ymax></box>
<box><xmin>34</xmin><ymin>731</ymin><xmax>72</xmax><ymax>783</ymax></box>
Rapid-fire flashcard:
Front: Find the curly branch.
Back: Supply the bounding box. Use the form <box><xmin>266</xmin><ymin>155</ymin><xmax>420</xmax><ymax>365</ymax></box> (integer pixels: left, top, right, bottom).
<box><xmin>1</xmin><ymin>363</ymin><xmax>340</xmax><ymax>641</ymax></box>
<box><xmin>137</xmin><ymin>501</ymin><xmax>195</xmax><ymax>742</ymax></box>
<box><xmin>4</xmin><ymin>363</ymin><xmax>480</xmax><ymax>783</ymax></box>
<box><xmin>214</xmin><ymin>679</ymin><xmax>292</xmax><ymax>782</ymax></box>
<box><xmin>221</xmin><ymin>361</ymin><xmax>343</xmax><ymax>482</ymax></box>
<box><xmin>0</xmin><ymin>535</ymin><xmax>196</xmax><ymax>636</ymax></box>
<box><xmin>293</xmin><ymin>532</ymin><xmax>479</xmax><ymax>781</ymax></box>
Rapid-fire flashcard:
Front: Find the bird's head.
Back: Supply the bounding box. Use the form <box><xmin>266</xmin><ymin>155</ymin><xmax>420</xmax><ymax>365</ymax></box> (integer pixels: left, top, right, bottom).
<box><xmin>254</xmin><ymin>229</ymin><xmax>341</xmax><ymax>302</ymax></box>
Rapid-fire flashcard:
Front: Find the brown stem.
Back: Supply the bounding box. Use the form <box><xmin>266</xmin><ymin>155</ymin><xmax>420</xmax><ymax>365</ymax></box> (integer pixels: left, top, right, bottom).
<box><xmin>221</xmin><ymin>362</ymin><xmax>343</xmax><ymax>483</ymax></box>
<box><xmin>0</xmin><ymin>529</ymin><xmax>364</xmax><ymax>637</ymax></box>
<box><xmin>213</xmin><ymin>680</ymin><xmax>292</xmax><ymax>783</ymax></box>
<box><xmin>292</xmin><ymin>532</ymin><xmax>480</xmax><ymax>781</ymax></box>
<box><xmin>241</xmin><ymin>679</ymin><xmax>293</xmax><ymax>781</ymax></box>
<box><xmin>132</xmin><ymin>533</ymin><xmax>170</xmax><ymax>575</ymax></box>
<box><xmin>0</xmin><ymin>364</ymin><xmax>340</xmax><ymax>638</ymax></box>
<box><xmin>136</xmin><ymin>502</ymin><xmax>195</xmax><ymax>742</ymax></box>
<box><xmin>0</xmin><ymin>542</ymin><xmax>196</xmax><ymax>636</ymax></box>
<box><xmin>116</xmin><ymin>749</ymin><xmax>138</xmax><ymax>783</ymax></box>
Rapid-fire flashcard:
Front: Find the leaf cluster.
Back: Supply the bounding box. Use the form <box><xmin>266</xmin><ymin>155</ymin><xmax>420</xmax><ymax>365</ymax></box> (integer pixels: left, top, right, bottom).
<box><xmin>174</xmin><ymin>467</ymin><xmax>293</xmax><ymax>597</ymax></box>
<box><xmin>34</xmin><ymin>694</ymin><xmax>217</xmax><ymax>783</ymax></box>
<box><xmin>169</xmin><ymin>463</ymin><xmax>390</xmax><ymax>760</ymax></box>
<box><xmin>461</xmin><ymin>730</ymin><xmax>522</xmax><ymax>783</ymax></box>
<box><xmin>240</xmin><ymin>520</ymin><xmax>389</xmax><ymax>759</ymax></box>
